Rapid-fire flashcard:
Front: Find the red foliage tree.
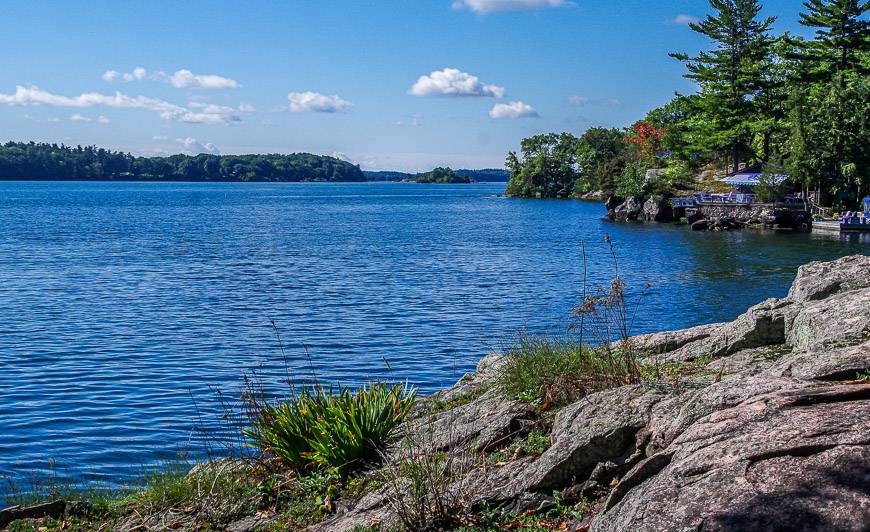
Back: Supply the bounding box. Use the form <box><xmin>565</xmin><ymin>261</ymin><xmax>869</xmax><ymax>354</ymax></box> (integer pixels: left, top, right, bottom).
<box><xmin>625</xmin><ymin>121</ymin><xmax>666</xmax><ymax>159</ymax></box>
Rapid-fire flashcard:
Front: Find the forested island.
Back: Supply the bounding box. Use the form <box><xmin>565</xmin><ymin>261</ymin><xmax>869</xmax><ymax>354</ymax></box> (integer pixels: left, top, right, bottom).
<box><xmin>0</xmin><ymin>142</ymin><xmax>366</xmax><ymax>182</ymax></box>
<box><xmin>363</xmin><ymin>168</ymin><xmax>508</xmax><ymax>183</ymax></box>
<box><xmin>506</xmin><ymin>0</ymin><xmax>869</xmax><ymax>211</ymax></box>
<box><xmin>414</xmin><ymin>167</ymin><xmax>471</xmax><ymax>184</ymax></box>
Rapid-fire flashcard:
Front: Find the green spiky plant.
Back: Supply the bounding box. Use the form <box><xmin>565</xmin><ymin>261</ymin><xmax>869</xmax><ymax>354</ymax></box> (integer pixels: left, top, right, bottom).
<box><xmin>244</xmin><ymin>382</ymin><xmax>416</xmax><ymax>476</ymax></box>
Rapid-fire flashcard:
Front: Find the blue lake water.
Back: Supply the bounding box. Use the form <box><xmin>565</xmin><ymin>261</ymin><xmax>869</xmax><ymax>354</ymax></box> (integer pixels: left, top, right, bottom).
<box><xmin>0</xmin><ymin>180</ymin><xmax>866</xmax><ymax>499</ymax></box>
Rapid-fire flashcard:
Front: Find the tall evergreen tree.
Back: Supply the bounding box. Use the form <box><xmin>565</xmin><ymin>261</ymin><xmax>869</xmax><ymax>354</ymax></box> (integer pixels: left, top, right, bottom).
<box><xmin>796</xmin><ymin>0</ymin><xmax>870</xmax><ymax>81</ymax></box>
<box><xmin>788</xmin><ymin>1</ymin><xmax>870</xmax><ymax>201</ymax></box>
<box><xmin>671</xmin><ymin>0</ymin><xmax>776</xmax><ymax>172</ymax></box>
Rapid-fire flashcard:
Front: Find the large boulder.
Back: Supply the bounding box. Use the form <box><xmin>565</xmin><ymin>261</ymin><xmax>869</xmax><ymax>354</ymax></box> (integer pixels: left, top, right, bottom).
<box><xmin>518</xmin><ymin>386</ymin><xmax>666</xmax><ymax>492</ymax></box>
<box><xmin>765</xmin><ymin>340</ymin><xmax>870</xmax><ymax>382</ymax></box>
<box><xmin>407</xmin><ymin>385</ymin><xmax>536</xmax><ymax>454</ymax></box>
<box><xmin>613</xmin><ymin>196</ymin><xmax>643</xmax><ymax>221</ymax></box>
<box><xmin>604</xmin><ymin>195</ymin><xmax>623</xmax><ymax>213</ymax></box>
<box><xmin>641</xmin><ymin>195</ymin><xmax>675</xmax><ymax>222</ymax></box>
<box><xmin>593</xmin><ymin>385</ymin><xmax>870</xmax><ymax>532</ymax></box>
<box><xmin>787</xmin><ymin>254</ymin><xmax>870</xmax><ymax>302</ymax></box>
<box><xmin>644</xmin><ymin>374</ymin><xmax>804</xmax><ymax>455</ymax></box>
<box><xmin>785</xmin><ymin>287</ymin><xmax>870</xmax><ymax>351</ymax></box>
<box><xmin>631</xmin><ymin>322</ymin><xmax>724</xmax><ymax>356</ymax></box>
<box><xmin>661</xmin><ymin>298</ymin><xmax>796</xmax><ymax>362</ymax></box>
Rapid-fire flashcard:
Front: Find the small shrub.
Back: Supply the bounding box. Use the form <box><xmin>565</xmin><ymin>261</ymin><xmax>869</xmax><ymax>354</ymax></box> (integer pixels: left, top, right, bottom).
<box><xmin>245</xmin><ymin>382</ymin><xmax>417</xmax><ymax>476</ymax></box>
<box><xmin>615</xmin><ymin>160</ymin><xmax>647</xmax><ymax>198</ymax></box>
<box><xmin>380</xmin><ymin>421</ymin><xmax>474</xmax><ymax>532</ymax></box>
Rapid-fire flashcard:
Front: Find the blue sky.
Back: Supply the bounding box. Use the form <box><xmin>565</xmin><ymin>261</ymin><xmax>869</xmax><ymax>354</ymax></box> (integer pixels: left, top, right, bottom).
<box><xmin>0</xmin><ymin>0</ymin><xmax>816</xmax><ymax>171</ymax></box>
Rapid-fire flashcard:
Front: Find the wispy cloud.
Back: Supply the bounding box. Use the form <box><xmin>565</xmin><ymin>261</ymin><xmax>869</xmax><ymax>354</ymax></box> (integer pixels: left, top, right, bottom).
<box><xmin>670</xmin><ymin>14</ymin><xmax>700</xmax><ymax>25</ymax></box>
<box><xmin>287</xmin><ymin>91</ymin><xmax>352</xmax><ymax>113</ymax></box>
<box><xmin>568</xmin><ymin>95</ymin><xmax>621</xmax><ymax>106</ymax></box>
<box><xmin>102</xmin><ymin>67</ymin><xmax>239</xmax><ymax>89</ymax></box>
<box><xmin>409</xmin><ymin>68</ymin><xmax>505</xmax><ymax>98</ymax></box>
<box><xmin>452</xmin><ymin>0</ymin><xmax>571</xmax><ymax>14</ymax></box>
<box><xmin>489</xmin><ymin>101</ymin><xmax>538</xmax><ymax>119</ymax></box>
<box><xmin>0</xmin><ymin>85</ymin><xmax>243</xmax><ymax>124</ymax></box>
<box><xmin>176</xmin><ymin>137</ymin><xmax>221</xmax><ymax>155</ymax></box>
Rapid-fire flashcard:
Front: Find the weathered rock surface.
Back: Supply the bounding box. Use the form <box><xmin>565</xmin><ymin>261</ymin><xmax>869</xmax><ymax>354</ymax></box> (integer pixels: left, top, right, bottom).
<box><xmin>593</xmin><ymin>386</ymin><xmax>870</xmax><ymax>532</ymax></box>
<box><xmin>787</xmin><ymin>254</ymin><xmax>870</xmax><ymax>302</ymax></box>
<box><xmin>640</xmin><ymin>195</ymin><xmax>674</xmax><ymax>222</ymax></box>
<box><xmin>786</xmin><ymin>287</ymin><xmax>870</xmax><ymax>350</ymax></box>
<box><xmin>662</xmin><ymin>297</ymin><xmax>796</xmax><ymax>362</ymax></box>
<box><xmin>612</xmin><ymin>196</ymin><xmax>643</xmax><ymax>221</ymax></box>
<box><xmin>629</xmin><ymin>322</ymin><xmax>724</xmax><ymax>355</ymax></box>
<box><xmin>764</xmin><ymin>340</ymin><xmax>869</xmax><ymax>381</ymax></box>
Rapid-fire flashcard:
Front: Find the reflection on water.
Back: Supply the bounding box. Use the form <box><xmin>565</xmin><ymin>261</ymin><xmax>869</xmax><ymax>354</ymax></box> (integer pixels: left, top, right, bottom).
<box><xmin>0</xmin><ymin>181</ymin><xmax>865</xmax><ymax>493</ymax></box>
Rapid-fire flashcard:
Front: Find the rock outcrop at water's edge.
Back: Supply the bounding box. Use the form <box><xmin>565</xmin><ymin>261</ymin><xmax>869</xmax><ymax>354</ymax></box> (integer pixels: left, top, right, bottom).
<box><xmin>315</xmin><ymin>254</ymin><xmax>870</xmax><ymax>531</ymax></box>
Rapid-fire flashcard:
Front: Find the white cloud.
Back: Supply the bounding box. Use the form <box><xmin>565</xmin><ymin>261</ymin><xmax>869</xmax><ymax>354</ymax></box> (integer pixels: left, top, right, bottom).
<box><xmin>169</xmin><ymin>69</ymin><xmax>239</xmax><ymax>90</ymax></box>
<box><xmin>287</xmin><ymin>91</ymin><xmax>352</xmax><ymax>113</ymax></box>
<box><xmin>70</xmin><ymin>113</ymin><xmax>91</xmax><ymax>122</ymax></box>
<box><xmin>671</xmin><ymin>14</ymin><xmax>700</xmax><ymax>25</ymax></box>
<box><xmin>103</xmin><ymin>67</ymin><xmax>239</xmax><ymax>90</ymax></box>
<box><xmin>568</xmin><ymin>95</ymin><xmax>621</xmax><ymax>106</ymax></box>
<box><xmin>97</xmin><ymin>115</ymin><xmax>110</xmax><ymax>124</ymax></box>
<box><xmin>125</xmin><ymin>67</ymin><xmax>147</xmax><ymax>81</ymax></box>
<box><xmin>409</xmin><ymin>68</ymin><xmax>505</xmax><ymax>98</ymax></box>
<box><xmin>452</xmin><ymin>0</ymin><xmax>570</xmax><ymax>14</ymax></box>
<box><xmin>152</xmin><ymin>135</ymin><xmax>168</xmax><ymax>141</ymax></box>
<box><xmin>0</xmin><ymin>85</ymin><xmax>241</xmax><ymax>124</ymax></box>
<box><xmin>489</xmin><ymin>101</ymin><xmax>538</xmax><ymax>119</ymax></box>
<box><xmin>176</xmin><ymin>137</ymin><xmax>221</xmax><ymax>155</ymax></box>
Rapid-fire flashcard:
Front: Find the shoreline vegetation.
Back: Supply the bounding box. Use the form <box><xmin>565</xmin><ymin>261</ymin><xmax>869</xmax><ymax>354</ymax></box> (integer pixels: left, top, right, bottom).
<box><xmin>0</xmin><ymin>142</ymin><xmax>508</xmax><ymax>184</ymax></box>
<box><xmin>3</xmin><ymin>251</ymin><xmax>868</xmax><ymax>531</ymax></box>
<box><xmin>504</xmin><ymin>0</ymin><xmax>869</xmax><ymax>216</ymax></box>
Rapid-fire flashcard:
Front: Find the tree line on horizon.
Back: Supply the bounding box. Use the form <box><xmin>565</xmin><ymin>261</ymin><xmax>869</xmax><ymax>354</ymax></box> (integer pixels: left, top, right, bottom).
<box><xmin>0</xmin><ymin>141</ymin><xmax>366</xmax><ymax>182</ymax></box>
<box><xmin>506</xmin><ymin>0</ymin><xmax>870</xmax><ymax>208</ymax></box>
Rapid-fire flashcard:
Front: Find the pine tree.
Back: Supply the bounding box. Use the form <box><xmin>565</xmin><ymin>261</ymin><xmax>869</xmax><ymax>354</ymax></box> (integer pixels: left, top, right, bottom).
<box><xmin>788</xmin><ymin>1</ymin><xmax>870</xmax><ymax>201</ymax></box>
<box><xmin>671</xmin><ymin>0</ymin><xmax>776</xmax><ymax>173</ymax></box>
<box><xmin>797</xmin><ymin>0</ymin><xmax>870</xmax><ymax>81</ymax></box>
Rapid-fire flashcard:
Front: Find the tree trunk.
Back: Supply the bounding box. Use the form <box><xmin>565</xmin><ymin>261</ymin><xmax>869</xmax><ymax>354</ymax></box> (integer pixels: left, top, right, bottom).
<box><xmin>763</xmin><ymin>131</ymin><xmax>771</xmax><ymax>163</ymax></box>
<box><xmin>732</xmin><ymin>145</ymin><xmax>740</xmax><ymax>174</ymax></box>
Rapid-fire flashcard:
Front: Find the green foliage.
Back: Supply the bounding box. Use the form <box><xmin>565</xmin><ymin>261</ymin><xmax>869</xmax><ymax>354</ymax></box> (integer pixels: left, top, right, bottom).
<box><xmin>506</xmin><ymin>132</ymin><xmax>583</xmax><ymax>198</ymax></box>
<box><xmin>415</xmin><ymin>167</ymin><xmax>471</xmax><ymax>184</ymax></box>
<box><xmin>616</xmin><ymin>160</ymin><xmax>647</xmax><ymax>198</ymax></box>
<box><xmin>0</xmin><ymin>141</ymin><xmax>366</xmax><ymax>182</ymax></box>
<box><xmin>244</xmin><ymin>382</ymin><xmax>417</xmax><ymax>476</ymax></box>
<box><xmin>670</xmin><ymin>0</ymin><xmax>776</xmax><ymax>172</ymax></box>
<box><xmin>755</xmin><ymin>164</ymin><xmax>791</xmax><ymax>202</ymax></box>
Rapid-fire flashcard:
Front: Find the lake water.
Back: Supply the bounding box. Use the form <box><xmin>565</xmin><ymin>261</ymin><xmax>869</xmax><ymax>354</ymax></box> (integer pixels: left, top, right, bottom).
<box><xmin>0</xmin><ymin>181</ymin><xmax>866</xmax><ymax>499</ymax></box>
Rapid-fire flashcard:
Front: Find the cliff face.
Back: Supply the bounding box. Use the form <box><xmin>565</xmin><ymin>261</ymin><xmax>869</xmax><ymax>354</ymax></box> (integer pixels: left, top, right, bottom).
<box><xmin>319</xmin><ymin>255</ymin><xmax>870</xmax><ymax>531</ymax></box>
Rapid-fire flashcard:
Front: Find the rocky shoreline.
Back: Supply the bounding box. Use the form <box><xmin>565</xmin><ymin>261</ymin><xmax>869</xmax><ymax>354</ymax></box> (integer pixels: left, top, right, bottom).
<box><xmin>605</xmin><ymin>194</ymin><xmax>812</xmax><ymax>231</ymax></box>
<box><xmin>2</xmin><ymin>255</ymin><xmax>867</xmax><ymax>531</ymax></box>
<box><xmin>318</xmin><ymin>254</ymin><xmax>869</xmax><ymax>531</ymax></box>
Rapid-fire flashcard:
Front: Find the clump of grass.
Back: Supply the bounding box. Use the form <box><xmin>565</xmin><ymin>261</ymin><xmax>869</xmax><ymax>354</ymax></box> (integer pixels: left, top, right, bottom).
<box><xmin>121</xmin><ymin>460</ymin><xmax>260</xmax><ymax>526</ymax></box>
<box><xmin>496</xmin><ymin>335</ymin><xmax>641</xmax><ymax>406</ymax></box>
<box><xmin>495</xmin><ymin>238</ymin><xmax>645</xmax><ymax>406</ymax></box>
<box><xmin>380</xmin><ymin>419</ymin><xmax>476</xmax><ymax>531</ymax></box>
<box><xmin>244</xmin><ymin>382</ymin><xmax>417</xmax><ymax>476</ymax></box>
